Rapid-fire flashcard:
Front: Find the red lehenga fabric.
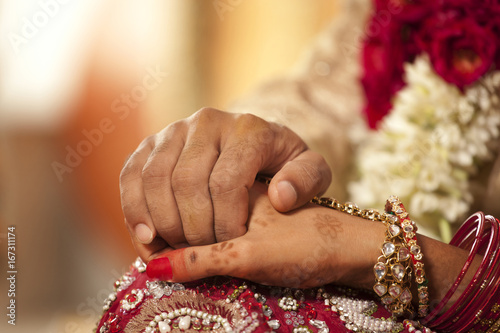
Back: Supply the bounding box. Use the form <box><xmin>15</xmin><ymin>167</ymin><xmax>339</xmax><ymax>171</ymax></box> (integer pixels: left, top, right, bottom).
<box><xmin>96</xmin><ymin>258</ymin><xmax>412</xmax><ymax>333</ymax></box>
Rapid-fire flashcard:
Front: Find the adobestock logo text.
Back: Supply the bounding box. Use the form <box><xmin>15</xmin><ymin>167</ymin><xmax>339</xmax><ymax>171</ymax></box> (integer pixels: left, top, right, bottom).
<box><xmin>8</xmin><ymin>0</ymin><xmax>72</xmax><ymax>54</ymax></box>
<box><xmin>51</xmin><ymin>66</ymin><xmax>167</xmax><ymax>182</ymax></box>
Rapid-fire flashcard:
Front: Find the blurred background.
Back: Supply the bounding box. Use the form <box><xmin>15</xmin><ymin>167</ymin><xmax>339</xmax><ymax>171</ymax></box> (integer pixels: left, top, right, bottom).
<box><xmin>0</xmin><ymin>0</ymin><xmax>339</xmax><ymax>332</ymax></box>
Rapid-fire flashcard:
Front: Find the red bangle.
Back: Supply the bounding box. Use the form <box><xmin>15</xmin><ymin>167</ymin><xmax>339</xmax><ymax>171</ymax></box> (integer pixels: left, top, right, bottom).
<box><xmin>425</xmin><ymin>214</ymin><xmax>500</xmax><ymax>333</ymax></box>
<box><xmin>429</xmin><ymin>213</ymin><xmax>495</xmax><ymax>327</ymax></box>
<box><xmin>439</xmin><ymin>216</ymin><xmax>500</xmax><ymax>332</ymax></box>
<box><xmin>422</xmin><ymin>212</ymin><xmax>486</xmax><ymax>325</ymax></box>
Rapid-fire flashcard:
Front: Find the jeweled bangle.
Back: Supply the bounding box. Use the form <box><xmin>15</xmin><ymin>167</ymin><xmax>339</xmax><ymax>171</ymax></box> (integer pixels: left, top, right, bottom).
<box><xmin>308</xmin><ymin>194</ymin><xmax>415</xmax><ymax>316</ymax></box>
<box><xmin>373</xmin><ymin>213</ymin><xmax>414</xmax><ymax>317</ymax></box>
<box><xmin>386</xmin><ymin>195</ymin><xmax>429</xmax><ymax>318</ymax></box>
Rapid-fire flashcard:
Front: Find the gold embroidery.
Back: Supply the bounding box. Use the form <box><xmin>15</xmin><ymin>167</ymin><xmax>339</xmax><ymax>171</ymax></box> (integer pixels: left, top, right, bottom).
<box><xmin>125</xmin><ymin>290</ymin><xmax>243</xmax><ymax>333</ymax></box>
<box><xmin>482</xmin><ymin>319</ymin><xmax>495</xmax><ymax>327</ymax></box>
<box><xmin>487</xmin><ymin>317</ymin><xmax>500</xmax><ymax>333</ymax></box>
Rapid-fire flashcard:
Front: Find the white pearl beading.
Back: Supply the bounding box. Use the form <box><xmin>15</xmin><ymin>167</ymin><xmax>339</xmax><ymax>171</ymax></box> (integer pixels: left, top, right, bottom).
<box><xmin>279</xmin><ymin>296</ymin><xmax>298</xmax><ymax>311</ymax></box>
<box><xmin>103</xmin><ymin>292</ymin><xmax>116</xmax><ymax>311</ymax></box>
<box><xmin>330</xmin><ymin>295</ymin><xmax>403</xmax><ymax>333</ymax></box>
<box><xmin>102</xmin><ymin>273</ymin><xmax>137</xmax><ymax>310</ymax></box>
<box><xmin>143</xmin><ymin>305</ymin><xmax>260</xmax><ymax>333</ymax></box>
<box><xmin>121</xmin><ymin>289</ymin><xmax>145</xmax><ymax>311</ymax></box>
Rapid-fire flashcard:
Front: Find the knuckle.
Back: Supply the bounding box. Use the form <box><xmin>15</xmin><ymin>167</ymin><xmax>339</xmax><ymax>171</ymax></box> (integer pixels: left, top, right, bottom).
<box><xmin>155</xmin><ymin>223</ymin><xmax>181</xmax><ymax>240</ymax></box>
<box><xmin>171</xmin><ymin>167</ymin><xmax>200</xmax><ymax>194</ymax></box>
<box><xmin>190</xmin><ymin>107</ymin><xmax>222</xmax><ymax>125</ymax></box>
<box><xmin>214</xmin><ymin>217</ymin><xmax>246</xmax><ymax>243</ymax></box>
<box><xmin>235</xmin><ymin>112</ymin><xmax>259</xmax><ymax>125</ymax></box>
<box><xmin>120</xmin><ymin>154</ymin><xmax>142</xmax><ymax>184</ymax></box>
<box><xmin>214</xmin><ymin>228</ymin><xmax>238</xmax><ymax>244</ymax></box>
<box><xmin>158</xmin><ymin>119</ymin><xmax>187</xmax><ymax>141</ymax></box>
<box><xmin>236</xmin><ymin>113</ymin><xmax>277</xmax><ymax>146</ymax></box>
<box><xmin>149</xmin><ymin>141</ymin><xmax>170</xmax><ymax>156</ymax></box>
<box><xmin>237</xmin><ymin>113</ymin><xmax>264</xmax><ymax>130</ymax></box>
<box><xmin>138</xmin><ymin>134</ymin><xmax>156</xmax><ymax>150</ymax></box>
<box><xmin>257</xmin><ymin>125</ymin><xmax>276</xmax><ymax>147</ymax></box>
<box><xmin>190</xmin><ymin>189</ymin><xmax>212</xmax><ymax>210</ymax></box>
<box><xmin>120</xmin><ymin>200</ymin><xmax>142</xmax><ymax>221</ymax></box>
<box><xmin>208</xmin><ymin>170</ymin><xmax>238</xmax><ymax>197</ymax></box>
<box><xmin>183</xmin><ymin>140</ymin><xmax>207</xmax><ymax>157</ymax></box>
<box><xmin>167</xmin><ymin>118</ymin><xmax>186</xmax><ymax>132</ymax></box>
<box><xmin>235</xmin><ymin>112</ymin><xmax>264</xmax><ymax>127</ymax></box>
<box><xmin>197</xmin><ymin>106</ymin><xmax>217</xmax><ymax>115</ymax></box>
<box><xmin>213</xmin><ymin>225</ymin><xmax>231</xmax><ymax>243</ymax></box>
<box><xmin>184</xmin><ymin>231</ymin><xmax>211</xmax><ymax>246</ymax></box>
<box><xmin>141</xmin><ymin>159</ymin><xmax>167</xmax><ymax>183</ymax></box>
<box><xmin>120</xmin><ymin>135</ymin><xmax>155</xmax><ymax>182</ymax></box>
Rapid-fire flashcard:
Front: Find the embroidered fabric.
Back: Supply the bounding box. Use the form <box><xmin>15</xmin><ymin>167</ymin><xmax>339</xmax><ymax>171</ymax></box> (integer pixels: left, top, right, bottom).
<box><xmin>96</xmin><ymin>258</ymin><xmax>413</xmax><ymax>333</ymax></box>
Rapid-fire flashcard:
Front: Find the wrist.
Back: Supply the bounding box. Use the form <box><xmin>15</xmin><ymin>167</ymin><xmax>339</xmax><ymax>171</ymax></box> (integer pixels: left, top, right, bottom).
<box><xmin>324</xmin><ymin>209</ymin><xmax>386</xmax><ymax>290</ymax></box>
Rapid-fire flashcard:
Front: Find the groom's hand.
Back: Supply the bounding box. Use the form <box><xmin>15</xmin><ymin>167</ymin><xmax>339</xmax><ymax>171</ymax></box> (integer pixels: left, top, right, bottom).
<box><xmin>119</xmin><ymin>108</ymin><xmax>331</xmax><ymax>261</ymax></box>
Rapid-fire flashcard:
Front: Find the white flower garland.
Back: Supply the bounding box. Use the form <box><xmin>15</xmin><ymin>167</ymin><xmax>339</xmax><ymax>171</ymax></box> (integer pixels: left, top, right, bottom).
<box><xmin>349</xmin><ymin>56</ymin><xmax>500</xmax><ymax>240</ymax></box>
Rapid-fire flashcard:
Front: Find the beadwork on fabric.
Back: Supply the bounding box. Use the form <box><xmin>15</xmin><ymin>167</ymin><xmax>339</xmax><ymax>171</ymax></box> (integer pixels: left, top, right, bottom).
<box><xmin>96</xmin><ymin>258</ymin><xmax>417</xmax><ymax>333</ymax></box>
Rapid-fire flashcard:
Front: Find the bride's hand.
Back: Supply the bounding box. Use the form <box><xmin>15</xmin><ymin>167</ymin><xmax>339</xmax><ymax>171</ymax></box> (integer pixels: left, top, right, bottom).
<box><xmin>145</xmin><ymin>181</ymin><xmax>384</xmax><ymax>290</ymax></box>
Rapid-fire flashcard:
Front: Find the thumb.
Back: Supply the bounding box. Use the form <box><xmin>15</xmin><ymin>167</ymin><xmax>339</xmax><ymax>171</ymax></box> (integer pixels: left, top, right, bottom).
<box><xmin>268</xmin><ymin>150</ymin><xmax>331</xmax><ymax>212</ymax></box>
<box><xmin>146</xmin><ymin>240</ymin><xmax>245</xmax><ymax>282</ymax></box>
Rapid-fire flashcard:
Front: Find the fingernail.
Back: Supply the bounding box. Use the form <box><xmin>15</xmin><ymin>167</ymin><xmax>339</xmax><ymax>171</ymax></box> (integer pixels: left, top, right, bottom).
<box><xmin>146</xmin><ymin>257</ymin><xmax>173</xmax><ymax>280</ymax></box>
<box><xmin>277</xmin><ymin>180</ymin><xmax>297</xmax><ymax>208</ymax></box>
<box><xmin>135</xmin><ymin>223</ymin><xmax>153</xmax><ymax>244</ymax></box>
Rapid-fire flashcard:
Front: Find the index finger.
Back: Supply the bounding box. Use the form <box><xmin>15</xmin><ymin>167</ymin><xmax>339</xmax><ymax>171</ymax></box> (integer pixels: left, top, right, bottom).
<box><xmin>120</xmin><ymin>136</ymin><xmax>158</xmax><ymax>246</ymax></box>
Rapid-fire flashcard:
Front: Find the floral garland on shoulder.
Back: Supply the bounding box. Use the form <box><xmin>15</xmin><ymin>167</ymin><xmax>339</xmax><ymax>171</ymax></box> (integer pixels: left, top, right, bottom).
<box><xmin>349</xmin><ymin>0</ymin><xmax>500</xmax><ymax>240</ymax></box>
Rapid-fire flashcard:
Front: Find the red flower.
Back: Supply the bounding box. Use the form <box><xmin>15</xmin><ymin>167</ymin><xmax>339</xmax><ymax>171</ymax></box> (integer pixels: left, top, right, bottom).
<box><xmin>473</xmin><ymin>4</ymin><xmax>500</xmax><ymax>69</ymax></box>
<box><xmin>375</xmin><ymin>0</ymin><xmax>438</xmax><ymax>23</ymax></box>
<box><xmin>426</xmin><ymin>18</ymin><xmax>496</xmax><ymax>88</ymax></box>
<box><xmin>361</xmin><ymin>19</ymin><xmax>418</xmax><ymax>128</ymax></box>
<box><xmin>361</xmin><ymin>1</ymin><xmax>500</xmax><ymax>127</ymax></box>
<box><xmin>416</xmin><ymin>8</ymin><xmax>464</xmax><ymax>51</ymax></box>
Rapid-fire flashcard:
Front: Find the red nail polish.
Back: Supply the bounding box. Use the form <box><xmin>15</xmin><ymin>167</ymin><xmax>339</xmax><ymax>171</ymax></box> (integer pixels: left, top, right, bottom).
<box><xmin>146</xmin><ymin>257</ymin><xmax>173</xmax><ymax>280</ymax></box>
